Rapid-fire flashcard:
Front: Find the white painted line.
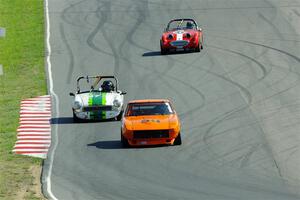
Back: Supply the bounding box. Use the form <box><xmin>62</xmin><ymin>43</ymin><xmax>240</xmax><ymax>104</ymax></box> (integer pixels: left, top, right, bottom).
<box><xmin>45</xmin><ymin>0</ymin><xmax>59</xmax><ymax>198</ymax></box>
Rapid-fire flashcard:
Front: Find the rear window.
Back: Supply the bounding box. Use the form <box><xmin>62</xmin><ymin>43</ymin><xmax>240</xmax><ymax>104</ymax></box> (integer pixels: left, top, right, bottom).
<box><xmin>125</xmin><ymin>102</ymin><xmax>174</xmax><ymax>116</ymax></box>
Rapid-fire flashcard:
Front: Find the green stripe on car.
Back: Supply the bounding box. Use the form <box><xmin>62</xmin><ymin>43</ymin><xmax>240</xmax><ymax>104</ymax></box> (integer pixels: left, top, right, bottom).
<box><xmin>101</xmin><ymin>93</ymin><xmax>106</xmax><ymax>119</ymax></box>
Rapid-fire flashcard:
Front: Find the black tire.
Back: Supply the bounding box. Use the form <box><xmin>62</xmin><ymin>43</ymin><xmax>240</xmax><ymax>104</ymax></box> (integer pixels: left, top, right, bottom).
<box><xmin>173</xmin><ymin>133</ymin><xmax>182</xmax><ymax>145</ymax></box>
<box><xmin>121</xmin><ymin>132</ymin><xmax>129</xmax><ymax>148</ymax></box>
<box><xmin>160</xmin><ymin>40</ymin><xmax>167</xmax><ymax>55</ymax></box>
<box><xmin>161</xmin><ymin>47</ymin><xmax>167</xmax><ymax>55</ymax></box>
<box><xmin>73</xmin><ymin>111</ymin><xmax>81</xmax><ymax>123</ymax></box>
<box><xmin>116</xmin><ymin>109</ymin><xmax>123</xmax><ymax>121</ymax></box>
<box><xmin>200</xmin><ymin>35</ymin><xmax>204</xmax><ymax>49</ymax></box>
<box><xmin>195</xmin><ymin>44</ymin><xmax>200</xmax><ymax>52</ymax></box>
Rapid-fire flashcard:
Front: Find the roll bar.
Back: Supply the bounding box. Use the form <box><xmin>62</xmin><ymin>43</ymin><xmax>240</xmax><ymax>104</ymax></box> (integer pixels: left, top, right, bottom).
<box><xmin>76</xmin><ymin>75</ymin><xmax>119</xmax><ymax>93</ymax></box>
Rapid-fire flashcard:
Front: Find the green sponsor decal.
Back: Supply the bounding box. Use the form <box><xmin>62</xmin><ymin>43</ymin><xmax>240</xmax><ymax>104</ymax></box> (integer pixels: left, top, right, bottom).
<box><xmin>101</xmin><ymin>93</ymin><xmax>106</xmax><ymax>119</ymax></box>
<box><xmin>87</xmin><ymin>92</ymin><xmax>107</xmax><ymax>119</ymax></box>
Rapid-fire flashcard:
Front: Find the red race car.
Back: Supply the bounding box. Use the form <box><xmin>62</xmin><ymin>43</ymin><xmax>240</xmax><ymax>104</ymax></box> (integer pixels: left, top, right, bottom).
<box><xmin>160</xmin><ymin>18</ymin><xmax>203</xmax><ymax>55</ymax></box>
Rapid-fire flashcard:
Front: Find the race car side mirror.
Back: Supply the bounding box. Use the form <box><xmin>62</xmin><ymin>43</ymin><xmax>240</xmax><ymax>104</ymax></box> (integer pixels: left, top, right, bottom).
<box><xmin>69</xmin><ymin>92</ymin><xmax>75</xmax><ymax>96</ymax></box>
<box><xmin>121</xmin><ymin>92</ymin><xmax>127</xmax><ymax>95</ymax></box>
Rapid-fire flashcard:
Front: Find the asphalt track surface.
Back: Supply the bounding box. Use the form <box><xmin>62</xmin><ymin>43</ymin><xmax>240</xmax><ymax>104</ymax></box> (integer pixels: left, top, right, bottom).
<box><xmin>43</xmin><ymin>0</ymin><xmax>300</xmax><ymax>199</ymax></box>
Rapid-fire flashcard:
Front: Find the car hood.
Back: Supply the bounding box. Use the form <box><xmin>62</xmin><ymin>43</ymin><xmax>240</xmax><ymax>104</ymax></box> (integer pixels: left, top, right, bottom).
<box><xmin>125</xmin><ymin>114</ymin><xmax>178</xmax><ymax>130</ymax></box>
<box><xmin>163</xmin><ymin>29</ymin><xmax>198</xmax><ymax>38</ymax></box>
<box><xmin>75</xmin><ymin>92</ymin><xmax>123</xmax><ymax>107</ymax></box>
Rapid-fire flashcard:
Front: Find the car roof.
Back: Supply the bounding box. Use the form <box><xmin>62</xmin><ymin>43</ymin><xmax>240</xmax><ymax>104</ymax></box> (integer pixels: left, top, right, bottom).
<box><xmin>128</xmin><ymin>99</ymin><xmax>170</xmax><ymax>104</ymax></box>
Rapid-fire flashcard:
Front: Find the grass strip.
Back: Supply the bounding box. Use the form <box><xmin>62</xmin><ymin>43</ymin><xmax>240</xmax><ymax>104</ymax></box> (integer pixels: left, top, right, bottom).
<box><xmin>0</xmin><ymin>0</ymin><xmax>47</xmax><ymax>199</ymax></box>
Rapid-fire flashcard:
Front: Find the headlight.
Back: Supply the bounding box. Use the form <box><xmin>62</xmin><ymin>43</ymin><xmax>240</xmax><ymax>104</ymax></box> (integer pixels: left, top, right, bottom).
<box><xmin>168</xmin><ymin>34</ymin><xmax>173</xmax><ymax>40</ymax></box>
<box><xmin>113</xmin><ymin>99</ymin><xmax>121</xmax><ymax>107</ymax></box>
<box><xmin>73</xmin><ymin>100</ymin><xmax>83</xmax><ymax>110</ymax></box>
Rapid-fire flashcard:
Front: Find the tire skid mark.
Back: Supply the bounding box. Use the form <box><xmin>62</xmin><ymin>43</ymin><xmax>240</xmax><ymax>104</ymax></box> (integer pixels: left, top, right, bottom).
<box><xmin>293</xmin><ymin>9</ymin><xmax>300</xmax><ymax>17</ymax></box>
<box><xmin>235</xmin><ymin>39</ymin><xmax>300</xmax><ymax>64</ymax></box>
<box><xmin>95</xmin><ymin>1</ymin><xmax>121</xmax><ymax>75</ymax></box>
<box><xmin>207</xmin><ymin>44</ymin><xmax>268</xmax><ymax>81</ymax></box>
<box><xmin>126</xmin><ymin>1</ymin><xmax>150</xmax><ymax>52</ymax></box>
<box><xmin>258</xmin><ymin>12</ymin><xmax>284</xmax><ymax>40</ymax></box>
<box><xmin>188</xmin><ymin>42</ymin><xmax>300</xmax><ymax>173</ymax></box>
<box><xmin>61</xmin><ymin>0</ymin><xmax>89</xmax><ymax>28</ymax></box>
<box><xmin>59</xmin><ymin>24</ymin><xmax>75</xmax><ymax>84</ymax></box>
<box><xmin>117</xmin><ymin>3</ymin><xmax>148</xmax><ymax>94</ymax></box>
<box><xmin>121</xmin><ymin>0</ymin><xmax>190</xmax><ymax>103</ymax></box>
<box><xmin>86</xmin><ymin>1</ymin><xmax>113</xmax><ymax>56</ymax></box>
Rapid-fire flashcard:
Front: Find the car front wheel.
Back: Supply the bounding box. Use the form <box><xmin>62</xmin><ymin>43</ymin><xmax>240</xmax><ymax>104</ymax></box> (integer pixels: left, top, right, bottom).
<box><xmin>116</xmin><ymin>109</ymin><xmax>123</xmax><ymax>121</ymax></box>
<box><xmin>173</xmin><ymin>133</ymin><xmax>182</xmax><ymax>145</ymax></box>
<box><xmin>73</xmin><ymin>111</ymin><xmax>81</xmax><ymax>123</ymax></box>
<box><xmin>121</xmin><ymin>132</ymin><xmax>130</xmax><ymax>148</ymax></box>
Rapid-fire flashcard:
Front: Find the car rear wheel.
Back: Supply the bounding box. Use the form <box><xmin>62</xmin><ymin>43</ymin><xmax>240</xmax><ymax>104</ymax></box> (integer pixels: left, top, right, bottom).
<box><xmin>121</xmin><ymin>132</ymin><xmax>130</xmax><ymax>148</ymax></box>
<box><xmin>173</xmin><ymin>133</ymin><xmax>182</xmax><ymax>145</ymax></box>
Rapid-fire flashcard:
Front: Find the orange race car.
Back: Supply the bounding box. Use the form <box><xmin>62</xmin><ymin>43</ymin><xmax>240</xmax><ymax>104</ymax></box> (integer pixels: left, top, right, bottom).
<box><xmin>121</xmin><ymin>99</ymin><xmax>182</xmax><ymax>147</ymax></box>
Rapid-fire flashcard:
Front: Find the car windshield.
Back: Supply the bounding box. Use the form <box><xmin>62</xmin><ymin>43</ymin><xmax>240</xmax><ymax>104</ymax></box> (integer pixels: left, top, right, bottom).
<box><xmin>77</xmin><ymin>77</ymin><xmax>116</xmax><ymax>93</ymax></box>
<box><xmin>166</xmin><ymin>19</ymin><xmax>197</xmax><ymax>31</ymax></box>
<box><xmin>126</xmin><ymin>102</ymin><xmax>174</xmax><ymax>116</ymax></box>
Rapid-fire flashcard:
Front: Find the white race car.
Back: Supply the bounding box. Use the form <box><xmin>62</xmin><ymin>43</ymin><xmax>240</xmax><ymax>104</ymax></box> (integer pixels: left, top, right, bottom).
<box><xmin>69</xmin><ymin>75</ymin><xmax>126</xmax><ymax>122</ymax></box>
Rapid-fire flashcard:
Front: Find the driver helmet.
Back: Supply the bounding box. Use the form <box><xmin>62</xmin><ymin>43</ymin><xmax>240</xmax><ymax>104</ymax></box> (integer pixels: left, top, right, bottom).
<box><xmin>186</xmin><ymin>21</ymin><xmax>194</xmax><ymax>29</ymax></box>
<box><xmin>101</xmin><ymin>80</ymin><xmax>114</xmax><ymax>92</ymax></box>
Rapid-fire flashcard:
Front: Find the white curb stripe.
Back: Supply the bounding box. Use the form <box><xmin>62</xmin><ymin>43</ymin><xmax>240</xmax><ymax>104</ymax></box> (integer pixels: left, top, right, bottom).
<box><xmin>14</xmin><ymin>144</ymin><xmax>50</xmax><ymax>148</ymax></box>
<box><xmin>19</xmin><ymin>124</ymin><xmax>51</xmax><ymax>128</ymax></box>
<box><xmin>18</xmin><ymin>132</ymin><xmax>51</xmax><ymax>136</ymax></box>
<box><xmin>20</xmin><ymin>121</ymin><xmax>50</xmax><ymax>125</ymax></box>
<box><xmin>20</xmin><ymin>114</ymin><xmax>51</xmax><ymax>117</ymax></box>
<box><xmin>20</xmin><ymin>117</ymin><xmax>50</xmax><ymax>121</ymax></box>
<box><xmin>17</xmin><ymin>136</ymin><xmax>51</xmax><ymax>139</ymax></box>
<box><xmin>20</xmin><ymin>111</ymin><xmax>51</xmax><ymax>114</ymax></box>
<box><xmin>13</xmin><ymin>149</ymin><xmax>49</xmax><ymax>152</ymax></box>
<box><xmin>17</xmin><ymin>128</ymin><xmax>51</xmax><ymax>132</ymax></box>
<box><xmin>16</xmin><ymin>140</ymin><xmax>51</xmax><ymax>144</ymax></box>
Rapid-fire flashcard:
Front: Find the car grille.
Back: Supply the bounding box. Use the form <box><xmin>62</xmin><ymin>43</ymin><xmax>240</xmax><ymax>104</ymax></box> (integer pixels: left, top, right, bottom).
<box><xmin>83</xmin><ymin>105</ymin><xmax>112</xmax><ymax>112</ymax></box>
<box><xmin>133</xmin><ymin>130</ymin><xmax>169</xmax><ymax>139</ymax></box>
<box><xmin>170</xmin><ymin>40</ymin><xmax>189</xmax><ymax>47</ymax></box>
